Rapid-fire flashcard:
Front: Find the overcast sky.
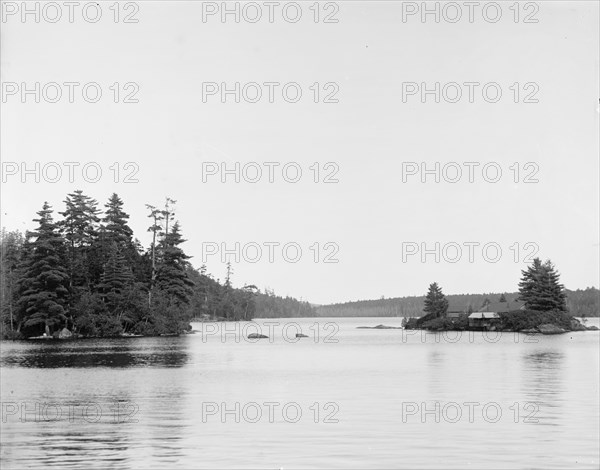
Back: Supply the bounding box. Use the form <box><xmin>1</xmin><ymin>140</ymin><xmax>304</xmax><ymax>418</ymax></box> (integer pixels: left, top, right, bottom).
<box><xmin>1</xmin><ymin>1</ymin><xmax>598</xmax><ymax>304</ymax></box>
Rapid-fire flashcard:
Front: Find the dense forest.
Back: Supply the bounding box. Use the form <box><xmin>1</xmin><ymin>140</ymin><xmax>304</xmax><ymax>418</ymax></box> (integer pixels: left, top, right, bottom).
<box><xmin>254</xmin><ymin>289</ymin><xmax>317</xmax><ymax>318</ymax></box>
<box><xmin>317</xmin><ymin>288</ymin><xmax>599</xmax><ymax>318</ymax></box>
<box><xmin>0</xmin><ymin>191</ymin><xmax>310</xmax><ymax>339</ymax></box>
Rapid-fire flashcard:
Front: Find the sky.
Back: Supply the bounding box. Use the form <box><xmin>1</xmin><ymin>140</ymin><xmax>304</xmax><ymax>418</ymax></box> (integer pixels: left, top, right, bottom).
<box><xmin>1</xmin><ymin>1</ymin><xmax>599</xmax><ymax>305</ymax></box>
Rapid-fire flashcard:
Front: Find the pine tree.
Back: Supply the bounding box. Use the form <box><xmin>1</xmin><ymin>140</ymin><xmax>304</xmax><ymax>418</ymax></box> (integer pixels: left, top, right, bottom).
<box><xmin>224</xmin><ymin>261</ymin><xmax>233</xmax><ymax>291</ymax></box>
<box><xmin>517</xmin><ymin>258</ymin><xmax>568</xmax><ymax>312</ymax></box>
<box><xmin>98</xmin><ymin>242</ymin><xmax>134</xmax><ymax>309</ymax></box>
<box><xmin>219</xmin><ymin>262</ymin><xmax>235</xmax><ymax>320</ymax></box>
<box><xmin>155</xmin><ymin>222</ymin><xmax>194</xmax><ymax>306</ymax></box>
<box><xmin>545</xmin><ymin>261</ymin><xmax>568</xmax><ymax>312</ymax></box>
<box><xmin>101</xmin><ymin>193</ymin><xmax>141</xmax><ymax>280</ymax></box>
<box><xmin>423</xmin><ymin>282</ymin><xmax>449</xmax><ymax>318</ymax></box>
<box><xmin>160</xmin><ymin>198</ymin><xmax>176</xmax><ymax>241</ymax></box>
<box><xmin>499</xmin><ymin>293</ymin><xmax>507</xmax><ymax>302</ymax></box>
<box><xmin>59</xmin><ymin>190</ymin><xmax>101</xmax><ymax>291</ymax></box>
<box><xmin>17</xmin><ymin>203</ymin><xmax>70</xmax><ymax>336</ymax></box>
<box><xmin>102</xmin><ymin>193</ymin><xmax>134</xmax><ymax>247</ymax></box>
<box><xmin>0</xmin><ymin>229</ymin><xmax>24</xmax><ymax>333</ymax></box>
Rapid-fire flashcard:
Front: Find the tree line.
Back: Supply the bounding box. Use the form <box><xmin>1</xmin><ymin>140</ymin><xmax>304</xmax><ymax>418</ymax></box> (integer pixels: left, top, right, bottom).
<box><xmin>0</xmin><ymin>191</ymin><xmax>286</xmax><ymax>339</ymax></box>
<box><xmin>318</xmin><ymin>260</ymin><xmax>597</xmax><ymax>318</ymax></box>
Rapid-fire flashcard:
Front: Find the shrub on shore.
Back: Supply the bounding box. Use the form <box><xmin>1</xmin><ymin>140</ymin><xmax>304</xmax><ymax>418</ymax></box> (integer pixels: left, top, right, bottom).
<box><xmin>498</xmin><ymin>310</ymin><xmax>573</xmax><ymax>331</ymax></box>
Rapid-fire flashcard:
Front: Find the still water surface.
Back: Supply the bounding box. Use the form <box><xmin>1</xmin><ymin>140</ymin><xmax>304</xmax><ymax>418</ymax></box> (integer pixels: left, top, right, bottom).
<box><xmin>1</xmin><ymin>317</ymin><xmax>599</xmax><ymax>469</ymax></box>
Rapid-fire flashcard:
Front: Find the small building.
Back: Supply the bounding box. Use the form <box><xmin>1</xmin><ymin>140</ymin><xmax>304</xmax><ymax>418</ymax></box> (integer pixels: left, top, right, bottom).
<box><xmin>468</xmin><ymin>312</ymin><xmax>501</xmax><ymax>330</ymax></box>
<box><xmin>448</xmin><ymin>299</ymin><xmax>525</xmax><ymax>324</ymax></box>
<box><xmin>468</xmin><ymin>300</ymin><xmax>525</xmax><ymax>330</ymax></box>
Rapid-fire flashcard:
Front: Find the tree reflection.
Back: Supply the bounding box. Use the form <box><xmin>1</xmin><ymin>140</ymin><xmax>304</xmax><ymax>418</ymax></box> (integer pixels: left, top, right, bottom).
<box><xmin>1</xmin><ymin>337</ymin><xmax>190</xmax><ymax>368</ymax></box>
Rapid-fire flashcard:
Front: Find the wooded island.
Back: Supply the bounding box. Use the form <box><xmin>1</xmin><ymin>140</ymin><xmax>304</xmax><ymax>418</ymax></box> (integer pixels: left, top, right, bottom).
<box><xmin>0</xmin><ymin>191</ymin><xmax>316</xmax><ymax>339</ymax></box>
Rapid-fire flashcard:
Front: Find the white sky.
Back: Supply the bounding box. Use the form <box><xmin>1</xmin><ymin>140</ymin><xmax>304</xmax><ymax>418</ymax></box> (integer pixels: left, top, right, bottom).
<box><xmin>1</xmin><ymin>1</ymin><xmax>599</xmax><ymax>304</ymax></box>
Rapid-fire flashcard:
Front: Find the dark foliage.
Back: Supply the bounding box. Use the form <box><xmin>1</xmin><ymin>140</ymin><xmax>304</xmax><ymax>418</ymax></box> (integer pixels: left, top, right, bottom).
<box><xmin>499</xmin><ymin>310</ymin><xmax>573</xmax><ymax>331</ymax></box>
<box><xmin>1</xmin><ymin>192</ymin><xmax>263</xmax><ymax>338</ymax></box>
<box><xmin>423</xmin><ymin>282</ymin><xmax>449</xmax><ymax>318</ymax></box>
<box><xmin>518</xmin><ymin>258</ymin><xmax>567</xmax><ymax>312</ymax></box>
<box><xmin>16</xmin><ymin>203</ymin><xmax>70</xmax><ymax>337</ymax></box>
<box><xmin>254</xmin><ymin>289</ymin><xmax>317</xmax><ymax>318</ymax></box>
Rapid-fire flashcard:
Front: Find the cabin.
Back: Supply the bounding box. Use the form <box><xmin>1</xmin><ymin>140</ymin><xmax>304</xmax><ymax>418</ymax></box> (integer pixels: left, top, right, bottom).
<box><xmin>468</xmin><ymin>312</ymin><xmax>501</xmax><ymax>330</ymax></box>
<box><xmin>468</xmin><ymin>301</ymin><xmax>526</xmax><ymax>330</ymax></box>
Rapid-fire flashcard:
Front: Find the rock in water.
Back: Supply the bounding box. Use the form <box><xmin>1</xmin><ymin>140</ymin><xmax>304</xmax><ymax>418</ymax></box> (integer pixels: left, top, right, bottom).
<box><xmin>248</xmin><ymin>333</ymin><xmax>268</xmax><ymax>339</ymax></box>
<box><xmin>521</xmin><ymin>328</ymin><xmax>538</xmax><ymax>334</ymax></box>
<box><xmin>570</xmin><ymin>319</ymin><xmax>588</xmax><ymax>331</ymax></box>
<box><xmin>538</xmin><ymin>324</ymin><xmax>567</xmax><ymax>335</ymax></box>
<box><xmin>58</xmin><ymin>328</ymin><xmax>72</xmax><ymax>339</ymax></box>
<box><xmin>357</xmin><ymin>325</ymin><xmax>401</xmax><ymax>329</ymax></box>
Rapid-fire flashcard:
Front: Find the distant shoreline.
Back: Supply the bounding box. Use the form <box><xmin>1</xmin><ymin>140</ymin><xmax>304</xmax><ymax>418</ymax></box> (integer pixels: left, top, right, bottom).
<box><xmin>316</xmin><ymin>289</ymin><xmax>600</xmax><ymax>318</ymax></box>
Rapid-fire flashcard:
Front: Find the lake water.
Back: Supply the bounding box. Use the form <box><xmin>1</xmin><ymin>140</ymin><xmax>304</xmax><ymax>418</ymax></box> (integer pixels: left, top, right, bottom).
<box><xmin>1</xmin><ymin>317</ymin><xmax>599</xmax><ymax>469</ymax></box>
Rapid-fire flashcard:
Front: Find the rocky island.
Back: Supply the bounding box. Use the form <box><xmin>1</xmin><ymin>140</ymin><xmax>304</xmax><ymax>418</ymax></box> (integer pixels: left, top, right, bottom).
<box><xmin>402</xmin><ymin>259</ymin><xmax>599</xmax><ymax>335</ymax></box>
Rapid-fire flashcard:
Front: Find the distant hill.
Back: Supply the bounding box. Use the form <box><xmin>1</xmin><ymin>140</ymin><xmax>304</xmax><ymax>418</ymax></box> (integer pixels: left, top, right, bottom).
<box><xmin>316</xmin><ymin>288</ymin><xmax>599</xmax><ymax>318</ymax></box>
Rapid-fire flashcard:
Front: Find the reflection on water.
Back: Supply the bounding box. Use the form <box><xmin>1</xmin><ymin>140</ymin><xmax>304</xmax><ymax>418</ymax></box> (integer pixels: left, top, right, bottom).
<box><xmin>522</xmin><ymin>350</ymin><xmax>565</xmax><ymax>392</ymax></box>
<box><xmin>1</xmin><ymin>317</ymin><xmax>598</xmax><ymax>469</ymax></box>
<box><xmin>521</xmin><ymin>350</ymin><xmax>566</xmax><ymax>428</ymax></box>
<box><xmin>32</xmin><ymin>431</ymin><xmax>131</xmax><ymax>469</ymax></box>
<box><xmin>1</xmin><ymin>338</ymin><xmax>190</xmax><ymax>368</ymax></box>
<box><xmin>524</xmin><ymin>351</ymin><xmax>565</xmax><ymax>366</ymax></box>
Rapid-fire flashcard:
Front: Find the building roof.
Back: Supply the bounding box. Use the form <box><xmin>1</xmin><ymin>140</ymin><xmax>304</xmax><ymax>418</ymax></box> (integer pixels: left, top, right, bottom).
<box><xmin>469</xmin><ymin>312</ymin><xmax>500</xmax><ymax>319</ymax></box>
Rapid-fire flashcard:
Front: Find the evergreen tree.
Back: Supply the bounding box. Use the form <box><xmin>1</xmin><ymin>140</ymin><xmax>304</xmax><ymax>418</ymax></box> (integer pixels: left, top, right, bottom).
<box><xmin>160</xmin><ymin>198</ymin><xmax>176</xmax><ymax>241</ymax></box>
<box><xmin>59</xmin><ymin>190</ymin><xmax>101</xmax><ymax>291</ymax></box>
<box><xmin>101</xmin><ymin>193</ymin><xmax>141</xmax><ymax>280</ymax></box>
<box><xmin>17</xmin><ymin>203</ymin><xmax>70</xmax><ymax>336</ymax></box>
<box><xmin>545</xmin><ymin>261</ymin><xmax>568</xmax><ymax>312</ymax></box>
<box><xmin>499</xmin><ymin>293</ymin><xmax>507</xmax><ymax>302</ymax></box>
<box><xmin>518</xmin><ymin>258</ymin><xmax>568</xmax><ymax>312</ymax></box>
<box><xmin>0</xmin><ymin>229</ymin><xmax>25</xmax><ymax>334</ymax></box>
<box><xmin>98</xmin><ymin>242</ymin><xmax>134</xmax><ymax>309</ymax></box>
<box><xmin>102</xmin><ymin>193</ymin><xmax>134</xmax><ymax>246</ymax></box>
<box><xmin>155</xmin><ymin>222</ymin><xmax>194</xmax><ymax>306</ymax></box>
<box><xmin>219</xmin><ymin>262</ymin><xmax>237</xmax><ymax>319</ymax></box>
<box><xmin>423</xmin><ymin>282</ymin><xmax>449</xmax><ymax>318</ymax></box>
<box><xmin>224</xmin><ymin>261</ymin><xmax>233</xmax><ymax>290</ymax></box>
